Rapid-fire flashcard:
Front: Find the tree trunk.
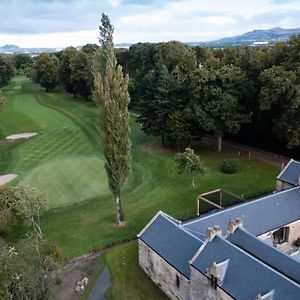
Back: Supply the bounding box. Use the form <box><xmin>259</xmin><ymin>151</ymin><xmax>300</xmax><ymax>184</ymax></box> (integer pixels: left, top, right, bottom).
<box><xmin>115</xmin><ymin>194</ymin><xmax>124</xmax><ymax>226</ymax></box>
<box><xmin>31</xmin><ymin>217</ymin><xmax>43</xmax><ymax>240</ymax></box>
<box><xmin>192</xmin><ymin>175</ymin><xmax>195</xmax><ymax>188</ymax></box>
<box><xmin>217</xmin><ymin>136</ymin><xmax>222</xmax><ymax>152</ymax></box>
<box><xmin>161</xmin><ymin>134</ymin><xmax>165</xmax><ymax>147</ymax></box>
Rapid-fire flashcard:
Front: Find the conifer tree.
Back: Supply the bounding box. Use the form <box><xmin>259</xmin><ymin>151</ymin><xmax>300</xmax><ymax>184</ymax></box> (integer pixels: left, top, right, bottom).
<box><xmin>93</xmin><ymin>14</ymin><xmax>131</xmax><ymax>226</ymax></box>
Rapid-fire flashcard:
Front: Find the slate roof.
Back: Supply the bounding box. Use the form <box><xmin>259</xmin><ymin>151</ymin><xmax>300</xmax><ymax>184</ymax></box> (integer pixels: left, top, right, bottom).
<box><xmin>277</xmin><ymin>159</ymin><xmax>300</xmax><ymax>185</ymax></box>
<box><xmin>192</xmin><ymin>235</ymin><xmax>300</xmax><ymax>300</ymax></box>
<box><xmin>182</xmin><ymin>186</ymin><xmax>300</xmax><ymax>236</ymax></box>
<box><xmin>228</xmin><ymin>227</ymin><xmax>300</xmax><ymax>284</ymax></box>
<box><xmin>139</xmin><ymin>180</ymin><xmax>300</xmax><ymax>297</ymax></box>
<box><xmin>139</xmin><ymin>213</ymin><xmax>203</xmax><ymax>278</ymax></box>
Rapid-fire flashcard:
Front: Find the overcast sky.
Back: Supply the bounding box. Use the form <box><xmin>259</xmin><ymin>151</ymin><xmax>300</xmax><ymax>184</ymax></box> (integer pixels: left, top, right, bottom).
<box><xmin>0</xmin><ymin>0</ymin><xmax>299</xmax><ymax>48</ymax></box>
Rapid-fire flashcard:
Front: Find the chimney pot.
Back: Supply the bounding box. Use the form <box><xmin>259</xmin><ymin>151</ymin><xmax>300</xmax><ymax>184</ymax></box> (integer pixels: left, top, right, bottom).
<box><xmin>228</xmin><ymin>218</ymin><xmax>243</xmax><ymax>234</ymax></box>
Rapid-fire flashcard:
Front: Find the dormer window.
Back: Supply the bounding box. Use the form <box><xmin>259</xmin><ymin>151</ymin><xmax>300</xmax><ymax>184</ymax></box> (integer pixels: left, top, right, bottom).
<box><xmin>207</xmin><ymin>259</ymin><xmax>230</xmax><ymax>289</ymax></box>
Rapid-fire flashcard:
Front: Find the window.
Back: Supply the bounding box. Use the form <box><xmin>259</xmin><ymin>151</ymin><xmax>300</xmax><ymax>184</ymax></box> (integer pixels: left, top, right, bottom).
<box><xmin>273</xmin><ymin>226</ymin><xmax>290</xmax><ymax>245</ymax></box>
<box><xmin>210</xmin><ymin>275</ymin><xmax>218</xmax><ymax>289</ymax></box>
<box><xmin>176</xmin><ymin>274</ymin><xmax>180</xmax><ymax>289</ymax></box>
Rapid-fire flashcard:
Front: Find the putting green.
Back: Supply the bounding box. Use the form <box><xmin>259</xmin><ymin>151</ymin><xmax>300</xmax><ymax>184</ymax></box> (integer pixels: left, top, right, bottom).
<box><xmin>22</xmin><ymin>156</ymin><xmax>109</xmax><ymax>208</ymax></box>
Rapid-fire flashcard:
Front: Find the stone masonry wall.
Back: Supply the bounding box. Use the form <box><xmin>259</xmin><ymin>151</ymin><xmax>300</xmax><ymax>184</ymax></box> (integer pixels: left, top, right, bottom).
<box><xmin>138</xmin><ymin>239</ymin><xmax>190</xmax><ymax>300</ymax></box>
<box><xmin>189</xmin><ymin>266</ymin><xmax>233</xmax><ymax>300</ymax></box>
<box><xmin>259</xmin><ymin>219</ymin><xmax>300</xmax><ymax>246</ymax></box>
<box><xmin>276</xmin><ymin>180</ymin><xmax>294</xmax><ymax>191</ymax></box>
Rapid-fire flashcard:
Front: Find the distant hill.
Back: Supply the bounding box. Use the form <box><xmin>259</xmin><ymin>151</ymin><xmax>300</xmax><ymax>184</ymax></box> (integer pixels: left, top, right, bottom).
<box><xmin>0</xmin><ymin>44</ymin><xmax>62</xmax><ymax>54</ymax></box>
<box><xmin>2</xmin><ymin>44</ymin><xmax>20</xmax><ymax>50</ymax></box>
<box><xmin>189</xmin><ymin>27</ymin><xmax>300</xmax><ymax>47</ymax></box>
<box><xmin>1</xmin><ymin>27</ymin><xmax>300</xmax><ymax>53</ymax></box>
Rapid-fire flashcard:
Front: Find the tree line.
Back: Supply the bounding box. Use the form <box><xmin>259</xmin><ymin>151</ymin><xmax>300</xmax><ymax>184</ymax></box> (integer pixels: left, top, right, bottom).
<box><xmin>1</xmin><ymin>35</ymin><xmax>300</xmax><ymax>153</ymax></box>
<box><xmin>121</xmin><ymin>37</ymin><xmax>300</xmax><ymax>153</ymax></box>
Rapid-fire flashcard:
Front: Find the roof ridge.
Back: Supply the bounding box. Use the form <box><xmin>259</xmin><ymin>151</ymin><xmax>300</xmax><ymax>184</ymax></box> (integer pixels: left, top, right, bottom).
<box><xmin>209</xmin><ymin>235</ymin><xmax>300</xmax><ymax>287</ymax></box>
<box><xmin>182</xmin><ymin>186</ymin><xmax>300</xmax><ymax>227</ymax></box>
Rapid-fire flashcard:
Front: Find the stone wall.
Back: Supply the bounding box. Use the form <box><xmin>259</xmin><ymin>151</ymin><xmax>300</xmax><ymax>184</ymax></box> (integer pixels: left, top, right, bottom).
<box><xmin>288</xmin><ymin>219</ymin><xmax>300</xmax><ymax>244</ymax></box>
<box><xmin>189</xmin><ymin>266</ymin><xmax>233</xmax><ymax>300</ymax></box>
<box><xmin>259</xmin><ymin>219</ymin><xmax>300</xmax><ymax>245</ymax></box>
<box><xmin>276</xmin><ymin>180</ymin><xmax>294</xmax><ymax>191</ymax></box>
<box><xmin>138</xmin><ymin>239</ymin><xmax>190</xmax><ymax>300</ymax></box>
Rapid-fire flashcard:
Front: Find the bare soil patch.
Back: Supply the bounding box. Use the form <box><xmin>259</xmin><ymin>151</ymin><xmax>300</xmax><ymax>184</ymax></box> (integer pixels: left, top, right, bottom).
<box><xmin>0</xmin><ymin>174</ymin><xmax>18</xmax><ymax>185</ymax></box>
<box><xmin>141</xmin><ymin>144</ymin><xmax>175</xmax><ymax>155</ymax></box>
<box><xmin>53</xmin><ymin>252</ymin><xmax>101</xmax><ymax>300</ymax></box>
<box><xmin>6</xmin><ymin>132</ymin><xmax>37</xmax><ymax>140</ymax></box>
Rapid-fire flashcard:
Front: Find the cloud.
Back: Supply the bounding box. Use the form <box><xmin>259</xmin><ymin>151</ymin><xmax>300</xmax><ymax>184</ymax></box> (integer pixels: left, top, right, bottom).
<box><xmin>108</xmin><ymin>0</ymin><xmax>121</xmax><ymax>7</ymax></box>
<box><xmin>0</xmin><ymin>0</ymin><xmax>299</xmax><ymax>47</ymax></box>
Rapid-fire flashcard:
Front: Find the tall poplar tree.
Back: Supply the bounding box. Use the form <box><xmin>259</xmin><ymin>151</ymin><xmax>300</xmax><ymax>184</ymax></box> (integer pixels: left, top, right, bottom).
<box><xmin>93</xmin><ymin>14</ymin><xmax>131</xmax><ymax>226</ymax></box>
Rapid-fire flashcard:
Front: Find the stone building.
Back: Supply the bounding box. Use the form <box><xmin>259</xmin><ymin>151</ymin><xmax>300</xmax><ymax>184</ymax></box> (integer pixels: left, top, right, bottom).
<box><xmin>138</xmin><ymin>160</ymin><xmax>300</xmax><ymax>300</ymax></box>
<box><xmin>276</xmin><ymin>159</ymin><xmax>300</xmax><ymax>191</ymax></box>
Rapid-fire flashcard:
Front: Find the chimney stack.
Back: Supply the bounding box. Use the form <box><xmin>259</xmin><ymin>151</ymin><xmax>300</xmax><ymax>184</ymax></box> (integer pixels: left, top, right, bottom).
<box><xmin>228</xmin><ymin>218</ymin><xmax>243</xmax><ymax>234</ymax></box>
<box><xmin>206</xmin><ymin>225</ymin><xmax>222</xmax><ymax>241</ymax></box>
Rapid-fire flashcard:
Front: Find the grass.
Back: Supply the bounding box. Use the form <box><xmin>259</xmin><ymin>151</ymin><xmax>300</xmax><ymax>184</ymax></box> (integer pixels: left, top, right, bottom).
<box><xmin>1</xmin><ymin>76</ymin><xmax>279</xmax><ymax>257</ymax></box>
<box><xmin>22</xmin><ymin>157</ymin><xmax>108</xmax><ymax>207</ymax></box>
<box><xmin>104</xmin><ymin>241</ymin><xmax>168</xmax><ymax>300</ymax></box>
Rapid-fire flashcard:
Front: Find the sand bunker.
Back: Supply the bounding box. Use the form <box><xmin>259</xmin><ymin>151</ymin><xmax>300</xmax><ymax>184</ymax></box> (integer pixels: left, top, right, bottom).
<box><xmin>6</xmin><ymin>132</ymin><xmax>37</xmax><ymax>140</ymax></box>
<box><xmin>0</xmin><ymin>174</ymin><xmax>18</xmax><ymax>186</ymax></box>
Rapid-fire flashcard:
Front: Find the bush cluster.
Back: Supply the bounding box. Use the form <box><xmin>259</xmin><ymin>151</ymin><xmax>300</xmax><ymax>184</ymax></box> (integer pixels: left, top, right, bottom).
<box><xmin>220</xmin><ymin>159</ymin><xmax>239</xmax><ymax>174</ymax></box>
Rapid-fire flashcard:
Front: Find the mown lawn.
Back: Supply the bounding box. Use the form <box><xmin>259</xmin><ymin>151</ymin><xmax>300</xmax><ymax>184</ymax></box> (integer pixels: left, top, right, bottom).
<box><xmin>1</xmin><ymin>77</ymin><xmax>279</xmax><ymax>258</ymax></box>
<box><xmin>105</xmin><ymin>241</ymin><xmax>168</xmax><ymax>300</ymax></box>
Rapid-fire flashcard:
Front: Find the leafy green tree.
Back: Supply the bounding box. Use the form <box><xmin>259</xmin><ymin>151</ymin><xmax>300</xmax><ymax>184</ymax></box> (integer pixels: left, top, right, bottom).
<box><xmin>155</xmin><ymin>41</ymin><xmax>197</xmax><ymax>74</ymax></box>
<box><xmin>259</xmin><ymin>66</ymin><xmax>300</xmax><ymax>148</ymax></box>
<box><xmin>191</xmin><ymin>65</ymin><xmax>250</xmax><ymax>152</ymax></box>
<box><xmin>166</xmin><ymin>110</ymin><xmax>191</xmax><ymax>150</ymax></box>
<box><xmin>0</xmin><ymin>185</ymin><xmax>57</xmax><ymax>300</ymax></box>
<box><xmin>0</xmin><ymin>186</ymin><xmax>15</xmax><ymax>233</ymax></box>
<box><xmin>285</xmin><ymin>35</ymin><xmax>300</xmax><ymax>71</ymax></box>
<box><xmin>59</xmin><ymin>46</ymin><xmax>77</xmax><ymax>93</ymax></box>
<box><xmin>138</xmin><ymin>65</ymin><xmax>175</xmax><ymax>146</ymax></box>
<box><xmin>0</xmin><ymin>54</ymin><xmax>14</xmax><ymax>88</ymax></box>
<box><xmin>81</xmin><ymin>43</ymin><xmax>100</xmax><ymax>54</ymax></box>
<box><xmin>32</xmin><ymin>53</ymin><xmax>59</xmax><ymax>92</ymax></box>
<box><xmin>70</xmin><ymin>50</ymin><xmax>94</xmax><ymax>99</ymax></box>
<box><xmin>93</xmin><ymin>14</ymin><xmax>131</xmax><ymax>226</ymax></box>
<box><xmin>13</xmin><ymin>185</ymin><xmax>47</xmax><ymax>240</ymax></box>
<box><xmin>13</xmin><ymin>53</ymin><xmax>33</xmax><ymax>75</ymax></box>
<box><xmin>0</xmin><ymin>235</ymin><xmax>57</xmax><ymax>300</ymax></box>
<box><xmin>126</xmin><ymin>43</ymin><xmax>157</xmax><ymax>107</ymax></box>
<box><xmin>175</xmin><ymin>148</ymin><xmax>206</xmax><ymax>187</ymax></box>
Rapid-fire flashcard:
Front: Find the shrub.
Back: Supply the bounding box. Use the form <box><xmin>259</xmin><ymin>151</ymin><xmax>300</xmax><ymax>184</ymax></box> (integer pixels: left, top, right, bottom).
<box><xmin>220</xmin><ymin>159</ymin><xmax>239</xmax><ymax>174</ymax></box>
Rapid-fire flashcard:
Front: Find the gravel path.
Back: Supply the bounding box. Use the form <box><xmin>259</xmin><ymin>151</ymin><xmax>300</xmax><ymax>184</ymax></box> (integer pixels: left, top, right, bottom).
<box><xmin>88</xmin><ymin>266</ymin><xmax>111</xmax><ymax>300</ymax></box>
<box><xmin>201</xmin><ymin>136</ymin><xmax>290</xmax><ymax>168</ymax></box>
<box><xmin>0</xmin><ymin>174</ymin><xmax>18</xmax><ymax>185</ymax></box>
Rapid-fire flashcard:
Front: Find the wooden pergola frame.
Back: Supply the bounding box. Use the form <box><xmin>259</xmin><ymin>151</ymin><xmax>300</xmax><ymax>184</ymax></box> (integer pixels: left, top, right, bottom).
<box><xmin>196</xmin><ymin>188</ymin><xmax>242</xmax><ymax>216</ymax></box>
